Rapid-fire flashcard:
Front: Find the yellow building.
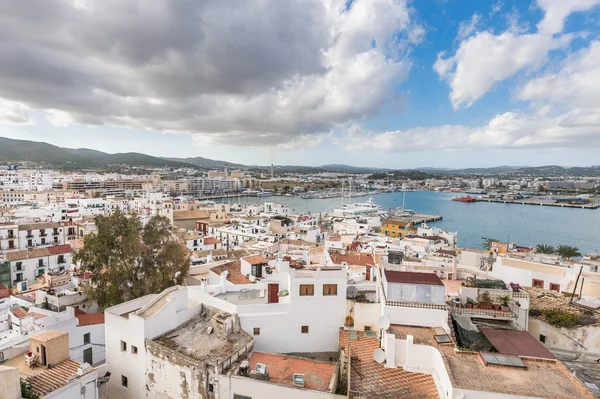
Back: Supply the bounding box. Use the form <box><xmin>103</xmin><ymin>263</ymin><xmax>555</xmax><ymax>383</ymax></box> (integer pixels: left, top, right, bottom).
<box><xmin>381</xmin><ymin>219</ymin><xmax>411</xmax><ymax>238</ymax></box>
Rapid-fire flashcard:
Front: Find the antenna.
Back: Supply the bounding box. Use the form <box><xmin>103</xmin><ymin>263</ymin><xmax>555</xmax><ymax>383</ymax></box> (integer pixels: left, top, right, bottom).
<box><xmin>373</xmin><ymin>348</ymin><xmax>386</xmax><ymax>364</ymax></box>
<box><xmin>377</xmin><ymin>315</ymin><xmax>390</xmax><ymax>330</ymax></box>
<box><xmin>346</xmin><ymin>286</ymin><xmax>358</xmax><ymax>299</ymax></box>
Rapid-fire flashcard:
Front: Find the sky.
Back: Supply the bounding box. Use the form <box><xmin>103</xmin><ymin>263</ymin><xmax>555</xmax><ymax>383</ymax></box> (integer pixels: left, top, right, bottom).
<box><xmin>1</xmin><ymin>0</ymin><xmax>600</xmax><ymax>168</ymax></box>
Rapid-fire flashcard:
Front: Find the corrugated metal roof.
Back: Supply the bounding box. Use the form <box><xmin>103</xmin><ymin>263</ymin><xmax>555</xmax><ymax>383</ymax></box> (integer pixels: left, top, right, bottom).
<box><xmin>385</xmin><ymin>271</ymin><xmax>444</xmax><ymax>286</ymax></box>
<box><xmin>480</xmin><ymin>328</ymin><xmax>556</xmax><ymax>360</ymax></box>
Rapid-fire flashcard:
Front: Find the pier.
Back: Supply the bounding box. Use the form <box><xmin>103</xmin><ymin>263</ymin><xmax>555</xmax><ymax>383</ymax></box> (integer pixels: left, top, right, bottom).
<box><xmin>475</xmin><ymin>198</ymin><xmax>600</xmax><ymax>209</ymax></box>
<box><xmin>395</xmin><ymin>213</ymin><xmax>443</xmax><ymax>224</ymax></box>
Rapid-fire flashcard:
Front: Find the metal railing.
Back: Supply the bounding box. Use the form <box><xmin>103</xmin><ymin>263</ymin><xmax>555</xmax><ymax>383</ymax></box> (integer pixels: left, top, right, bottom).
<box><xmin>385</xmin><ymin>300</ymin><xmax>447</xmax><ymax>310</ymax></box>
<box><xmin>450</xmin><ymin>303</ymin><xmax>517</xmax><ymax>318</ymax></box>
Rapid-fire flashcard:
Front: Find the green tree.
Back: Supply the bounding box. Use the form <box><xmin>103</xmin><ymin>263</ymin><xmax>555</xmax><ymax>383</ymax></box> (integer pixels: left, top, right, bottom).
<box><xmin>482</xmin><ymin>237</ymin><xmax>499</xmax><ymax>250</ymax></box>
<box><xmin>556</xmin><ymin>245</ymin><xmax>582</xmax><ymax>259</ymax></box>
<box><xmin>535</xmin><ymin>244</ymin><xmax>556</xmax><ymax>254</ymax></box>
<box><xmin>74</xmin><ymin>210</ymin><xmax>190</xmax><ymax>310</ymax></box>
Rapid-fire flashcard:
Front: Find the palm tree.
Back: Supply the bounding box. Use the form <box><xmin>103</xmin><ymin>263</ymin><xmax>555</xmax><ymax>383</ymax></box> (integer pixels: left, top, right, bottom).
<box><xmin>535</xmin><ymin>244</ymin><xmax>555</xmax><ymax>254</ymax></box>
<box><xmin>556</xmin><ymin>245</ymin><xmax>582</xmax><ymax>259</ymax></box>
<box><xmin>482</xmin><ymin>237</ymin><xmax>499</xmax><ymax>250</ymax></box>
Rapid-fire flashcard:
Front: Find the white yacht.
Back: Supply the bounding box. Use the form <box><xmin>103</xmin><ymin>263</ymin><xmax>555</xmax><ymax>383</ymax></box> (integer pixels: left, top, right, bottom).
<box><xmin>332</xmin><ymin>198</ymin><xmax>383</xmax><ymax>217</ymax></box>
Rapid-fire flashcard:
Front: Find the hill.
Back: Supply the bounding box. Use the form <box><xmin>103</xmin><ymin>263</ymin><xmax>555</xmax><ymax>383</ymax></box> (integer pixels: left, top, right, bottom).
<box><xmin>166</xmin><ymin>156</ymin><xmax>245</xmax><ymax>169</ymax></box>
<box><xmin>0</xmin><ymin>137</ymin><xmax>88</xmax><ymax>165</ymax></box>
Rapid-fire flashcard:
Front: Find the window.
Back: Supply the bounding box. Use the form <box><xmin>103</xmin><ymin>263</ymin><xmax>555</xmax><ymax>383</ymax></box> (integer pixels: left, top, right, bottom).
<box><xmin>532</xmin><ymin>279</ymin><xmax>544</xmax><ymax>288</ymax></box>
<box><xmin>121</xmin><ymin>375</ymin><xmax>128</xmax><ymax>388</ymax></box>
<box><xmin>253</xmin><ymin>328</ymin><xmax>260</xmax><ymax>336</ymax></box>
<box><xmin>38</xmin><ymin>259</ymin><xmax>44</xmax><ymax>267</ymax></box>
<box><xmin>131</xmin><ymin>346</ymin><xmax>138</xmax><ymax>354</ymax></box>
<box><xmin>299</xmin><ymin>284</ymin><xmax>314</xmax><ymax>296</ymax></box>
<box><xmin>301</xmin><ymin>326</ymin><xmax>309</xmax><ymax>334</ymax></box>
<box><xmin>84</xmin><ymin>333</ymin><xmax>90</xmax><ymax>344</ymax></box>
<box><xmin>549</xmin><ymin>283</ymin><xmax>560</xmax><ymax>292</ymax></box>
<box><xmin>208</xmin><ymin>384</ymin><xmax>214</xmax><ymax>392</ymax></box>
<box><xmin>251</xmin><ymin>264</ymin><xmax>263</xmax><ymax>278</ymax></box>
<box><xmin>323</xmin><ymin>284</ymin><xmax>338</xmax><ymax>296</ymax></box>
<box><xmin>16</xmin><ymin>261</ymin><xmax>22</xmax><ymax>271</ymax></box>
<box><xmin>121</xmin><ymin>341</ymin><xmax>127</xmax><ymax>351</ymax></box>
<box><xmin>539</xmin><ymin>334</ymin><xmax>546</xmax><ymax>343</ymax></box>
<box><xmin>58</xmin><ymin>255</ymin><xmax>65</xmax><ymax>264</ymax></box>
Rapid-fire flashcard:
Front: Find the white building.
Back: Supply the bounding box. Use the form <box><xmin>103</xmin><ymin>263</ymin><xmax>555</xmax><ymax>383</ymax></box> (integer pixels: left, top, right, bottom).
<box><xmin>4</xmin><ymin>244</ymin><xmax>72</xmax><ymax>291</ymax></box>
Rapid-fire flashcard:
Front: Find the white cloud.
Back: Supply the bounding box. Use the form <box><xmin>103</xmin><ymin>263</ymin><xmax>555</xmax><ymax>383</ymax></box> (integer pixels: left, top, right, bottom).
<box><xmin>0</xmin><ymin>98</ymin><xmax>34</xmax><ymax>125</ymax></box>
<box><xmin>0</xmin><ymin>0</ymin><xmax>420</xmax><ymax>147</ymax></box>
<box><xmin>435</xmin><ymin>0</ymin><xmax>600</xmax><ymax>109</ymax></box>
<box><xmin>337</xmin><ymin>108</ymin><xmax>600</xmax><ymax>152</ymax></box>
<box><xmin>456</xmin><ymin>14</ymin><xmax>480</xmax><ymax>41</ymax></box>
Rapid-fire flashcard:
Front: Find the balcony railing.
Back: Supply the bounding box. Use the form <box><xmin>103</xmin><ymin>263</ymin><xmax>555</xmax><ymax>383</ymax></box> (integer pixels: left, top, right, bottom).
<box><xmin>385</xmin><ymin>300</ymin><xmax>447</xmax><ymax>310</ymax></box>
<box><xmin>40</xmin><ymin>233</ymin><xmax>47</xmax><ymax>237</ymax></box>
<box><xmin>26</xmin><ymin>234</ymin><xmax>34</xmax><ymax>239</ymax></box>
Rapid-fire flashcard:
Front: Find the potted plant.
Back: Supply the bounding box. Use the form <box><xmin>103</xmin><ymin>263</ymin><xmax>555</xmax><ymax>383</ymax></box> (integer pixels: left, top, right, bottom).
<box><xmin>466</xmin><ymin>297</ymin><xmax>475</xmax><ymax>308</ymax></box>
<box><xmin>478</xmin><ymin>291</ymin><xmax>492</xmax><ymax>309</ymax></box>
<box><xmin>500</xmin><ymin>295</ymin><xmax>511</xmax><ymax>311</ymax></box>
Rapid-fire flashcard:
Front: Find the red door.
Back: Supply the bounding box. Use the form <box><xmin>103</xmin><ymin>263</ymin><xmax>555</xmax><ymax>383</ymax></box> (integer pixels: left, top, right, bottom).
<box><xmin>366</xmin><ymin>267</ymin><xmax>371</xmax><ymax>281</ymax></box>
<box><xmin>268</xmin><ymin>283</ymin><xmax>279</xmax><ymax>303</ymax></box>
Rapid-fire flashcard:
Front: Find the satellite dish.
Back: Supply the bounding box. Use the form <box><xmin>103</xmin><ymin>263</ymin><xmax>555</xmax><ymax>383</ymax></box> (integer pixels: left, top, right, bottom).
<box><xmin>373</xmin><ymin>349</ymin><xmax>386</xmax><ymax>364</ymax></box>
<box><xmin>519</xmin><ymin>298</ymin><xmax>529</xmax><ymax>310</ymax></box>
<box><xmin>346</xmin><ymin>286</ymin><xmax>358</xmax><ymax>299</ymax></box>
<box><xmin>377</xmin><ymin>316</ymin><xmax>390</xmax><ymax>330</ymax></box>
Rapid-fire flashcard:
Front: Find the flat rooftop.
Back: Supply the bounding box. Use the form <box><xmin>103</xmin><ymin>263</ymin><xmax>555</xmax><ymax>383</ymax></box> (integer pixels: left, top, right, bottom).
<box><xmin>150</xmin><ymin>310</ymin><xmax>252</xmax><ymax>365</ymax></box>
<box><xmin>215</xmin><ymin>288</ymin><xmax>268</xmax><ymax>305</ymax></box>
<box><xmin>388</xmin><ymin>325</ymin><xmax>594</xmax><ymax>399</ymax></box>
<box><xmin>247</xmin><ymin>352</ymin><xmax>337</xmax><ymax>392</ymax></box>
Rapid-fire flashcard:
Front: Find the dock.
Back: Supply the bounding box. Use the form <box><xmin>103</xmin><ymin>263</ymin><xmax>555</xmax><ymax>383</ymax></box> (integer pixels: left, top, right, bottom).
<box><xmin>394</xmin><ymin>213</ymin><xmax>443</xmax><ymax>225</ymax></box>
<box><xmin>475</xmin><ymin>198</ymin><xmax>600</xmax><ymax>209</ymax></box>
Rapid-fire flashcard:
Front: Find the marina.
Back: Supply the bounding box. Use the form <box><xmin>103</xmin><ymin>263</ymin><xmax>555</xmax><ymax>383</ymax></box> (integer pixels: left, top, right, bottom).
<box><xmin>474</xmin><ymin>197</ymin><xmax>600</xmax><ymax>209</ymax></box>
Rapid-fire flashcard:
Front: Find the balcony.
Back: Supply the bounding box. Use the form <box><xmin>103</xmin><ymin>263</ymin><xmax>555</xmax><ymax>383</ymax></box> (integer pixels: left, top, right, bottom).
<box><xmin>26</xmin><ymin>234</ymin><xmax>34</xmax><ymax>239</ymax></box>
<box><xmin>40</xmin><ymin>232</ymin><xmax>48</xmax><ymax>237</ymax></box>
<box><xmin>53</xmin><ymin>231</ymin><xmax>60</xmax><ymax>236</ymax></box>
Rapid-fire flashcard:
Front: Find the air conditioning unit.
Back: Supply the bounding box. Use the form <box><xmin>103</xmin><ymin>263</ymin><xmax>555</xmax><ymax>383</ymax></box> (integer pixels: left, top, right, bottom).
<box><xmin>293</xmin><ymin>373</ymin><xmax>305</xmax><ymax>386</ymax></box>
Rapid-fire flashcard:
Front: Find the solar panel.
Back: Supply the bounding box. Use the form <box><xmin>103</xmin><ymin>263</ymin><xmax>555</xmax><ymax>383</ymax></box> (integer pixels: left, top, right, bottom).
<box><xmin>434</xmin><ymin>335</ymin><xmax>452</xmax><ymax>343</ymax></box>
<box><xmin>480</xmin><ymin>353</ymin><xmax>527</xmax><ymax>369</ymax></box>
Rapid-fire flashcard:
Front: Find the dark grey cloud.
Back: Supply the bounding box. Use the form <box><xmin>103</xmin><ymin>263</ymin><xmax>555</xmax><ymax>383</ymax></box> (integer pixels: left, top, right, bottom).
<box><xmin>0</xmin><ymin>0</ymin><xmax>418</xmax><ymax>146</ymax></box>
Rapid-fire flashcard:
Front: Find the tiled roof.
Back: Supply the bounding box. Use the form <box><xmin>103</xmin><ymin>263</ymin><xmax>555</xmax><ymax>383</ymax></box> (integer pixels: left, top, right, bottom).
<box><xmin>389</xmin><ymin>324</ymin><xmax>595</xmax><ymax>399</ymax></box>
<box><xmin>248</xmin><ymin>352</ymin><xmax>336</xmax><ymax>392</ymax></box>
<box><xmin>28</xmin><ymin>360</ymin><xmax>84</xmax><ymax>397</ymax></box>
<box><xmin>242</xmin><ymin>254</ymin><xmax>268</xmax><ymax>265</ymax></box>
<box><xmin>46</xmin><ymin>244</ymin><xmax>73</xmax><ymax>255</ymax></box>
<box><xmin>11</xmin><ymin>307</ymin><xmax>29</xmax><ymax>319</ymax></box>
<box><xmin>340</xmin><ymin>329</ymin><xmax>438</xmax><ymax>399</ymax></box>
<box><xmin>76</xmin><ymin>312</ymin><xmax>105</xmax><ymax>326</ymax></box>
<box><xmin>329</xmin><ymin>251</ymin><xmax>375</xmax><ymax>267</ymax></box>
<box><xmin>31</xmin><ymin>330</ymin><xmax>68</xmax><ymax>343</ymax></box>
<box><xmin>18</xmin><ymin>222</ymin><xmax>61</xmax><ymax>231</ymax></box>
<box><xmin>524</xmin><ymin>287</ymin><xmax>600</xmax><ymax>326</ymax></box>
<box><xmin>385</xmin><ymin>271</ymin><xmax>444</xmax><ymax>286</ymax></box>
<box><xmin>173</xmin><ymin>210</ymin><xmax>210</xmax><ymax>220</ymax></box>
<box><xmin>5</xmin><ymin>247</ymin><xmax>51</xmax><ymax>261</ymax></box>
<box><xmin>210</xmin><ymin>260</ymin><xmax>252</xmax><ymax>285</ymax></box>
<box><xmin>204</xmin><ymin>237</ymin><xmax>221</xmax><ymax>245</ymax></box>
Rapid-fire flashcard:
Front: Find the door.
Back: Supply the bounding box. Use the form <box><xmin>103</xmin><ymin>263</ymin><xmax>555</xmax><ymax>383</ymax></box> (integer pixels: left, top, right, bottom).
<box><xmin>83</xmin><ymin>347</ymin><xmax>93</xmax><ymax>365</ymax></box>
<box><xmin>366</xmin><ymin>267</ymin><xmax>371</xmax><ymax>281</ymax></box>
<box><xmin>268</xmin><ymin>283</ymin><xmax>279</xmax><ymax>303</ymax></box>
<box><xmin>41</xmin><ymin>345</ymin><xmax>47</xmax><ymax>366</ymax></box>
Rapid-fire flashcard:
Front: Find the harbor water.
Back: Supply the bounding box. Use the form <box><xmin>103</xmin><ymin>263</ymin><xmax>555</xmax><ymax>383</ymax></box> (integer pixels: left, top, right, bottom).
<box><xmin>231</xmin><ymin>191</ymin><xmax>600</xmax><ymax>254</ymax></box>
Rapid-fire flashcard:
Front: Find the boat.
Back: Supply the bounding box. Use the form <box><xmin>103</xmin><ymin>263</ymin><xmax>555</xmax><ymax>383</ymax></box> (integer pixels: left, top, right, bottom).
<box><xmin>452</xmin><ymin>195</ymin><xmax>477</xmax><ymax>203</ymax></box>
<box><xmin>450</xmin><ymin>188</ymin><xmax>462</xmax><ymax>193</ymax></box>
<box><xmin>464</xmin><ymin>189</ymin><xmax>487</xmax><ymax>194</ymax></box>
<box><xmin>332</xmin><ymin>198</ymin><xmax>383</xmax><ymax>217</ymax></box>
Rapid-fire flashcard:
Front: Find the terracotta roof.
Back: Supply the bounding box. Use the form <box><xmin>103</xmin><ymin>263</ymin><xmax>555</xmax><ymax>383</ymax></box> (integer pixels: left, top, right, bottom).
<box><xmin>11</xmin><ymin>307</ymin><xmax>29</xmax><ymax>319</ymax></box>
<box><xmin>480</xmin><ymin>328</ymin><xmax>556</xmax><ymax>359</ymax></box>
<box><xmin>436</xmin><ymin>249</ymin><xmax>459</xmax><ymax>256</ymax></box>
<box><xmin>340</xmin><ymin>329</ymin><xmax>438</xmax><ymax>398</ymax></box>
<box><xmin>382</xmin><ymin>219</ymin><xmax>411</xmax><ymax>226</ymax></box>
<box><xmin>210</xmin><ymin>260</ymin><xmax>252</xmax><ymax>284</ymax></box>
<box><xmin>173</xmin><ymin>210</ymin><xmax>209</xmax><ymax>220</ymax></box>
<box><xmin>524</xmin><ymin>287</ymin><xmax>600</xmax><ymax>326</ymax></box>
<box><xmin>329</xmin><ymin>251</ymin><xmax>375</xmax><ymax>267</ymax></box>
<box><xmin>204</xmin><ymin>237</ymin><xmax>221</xmax><ymax>245</ymax></box>
<box><xmin>76</xmin><ymin>312</ymin><xmax>105</xmax><ymax>326</ymax></box>
<box><xmin>242</xmin><ymin>254</ymin><xmax>268</xmax><ymax>265</ymax></box>
<box><xmin>389</xmin><ymin>325</ymin><xmax>595</xmax><ymax>399</ymax></box>
<box><xmin>75</xmin><ymin>271</ymin><xmax>94</xmax><ymax>280</ymax></box>
<box><xmin>46</xmin><ymin>244</ymin><xmax>73</xmax><ymax>255</ymax></box>
<box><xmin>18</xmin><ymin>222</ymin><xmax>61</xmax><ymax>231</ymax></box>
<box><xmin>31</xmin><ymin>330</ymin><xmax>68</xmax><ymax>343</ymax></box>
<box><xmin>248</xmin><ymin>352</ymin><xmax>336</xmax><ymax>392</ymax></box>
<box><xmin>5</xmin><ymin>247</ymin><xmax>51</xmax><ymax>261</ymax></box>
<box><xmin>385</xmin><ymin>271</ymin><xmax>444</xmax><ymax>286</ymax></box>
<box><xmin>28</xmin><ymin>359</ymin><xmax>85</xmax><ymax>397</ymax></box>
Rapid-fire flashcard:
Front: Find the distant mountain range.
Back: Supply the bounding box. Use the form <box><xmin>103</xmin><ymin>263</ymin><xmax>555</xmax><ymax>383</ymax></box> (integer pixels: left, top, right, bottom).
<box><xmin>0</xmin><ymin>136</ymin><xmax>598</xmax><ymax>176</ymax></box>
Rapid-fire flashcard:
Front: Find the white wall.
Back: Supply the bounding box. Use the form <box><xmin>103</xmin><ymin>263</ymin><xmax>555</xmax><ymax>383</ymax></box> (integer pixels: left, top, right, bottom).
<box><xmin>218</xmin><ymin>374</ymin><xmax>344</xmax><ymax>399</ymax></box>
<box><xmin>347</xmin><ymin>301</ymin><xmax>380</xmax><ymax>331</ymax></box>
<box><xmin>528</xmin><ymin>318</ymin><xmax>600</xmax><ymax>356</ymax></box>
<box><xmin>44</xmin><ymin>369</ymin><xmax>99</xmax><ymax>399</ymax></box>
<box><xmin>384</xmin><ymin>305</ymin><xmax>448</xmax><ymax>328</ymax></box>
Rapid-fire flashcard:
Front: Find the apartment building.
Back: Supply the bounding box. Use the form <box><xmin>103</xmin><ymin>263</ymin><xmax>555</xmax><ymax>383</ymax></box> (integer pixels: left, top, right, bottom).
<box><xmin>4</xmin><ymin>244</ymin><xmax>72</xmax><ymax>291</ymax></box>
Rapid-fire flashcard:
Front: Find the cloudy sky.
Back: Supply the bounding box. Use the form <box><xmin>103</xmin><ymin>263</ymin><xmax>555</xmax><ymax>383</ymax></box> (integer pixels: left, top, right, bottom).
<box><xmin>1</xmin><ymin>0</ymin><xmax>600</xmax><ymax>168</ymax></box>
